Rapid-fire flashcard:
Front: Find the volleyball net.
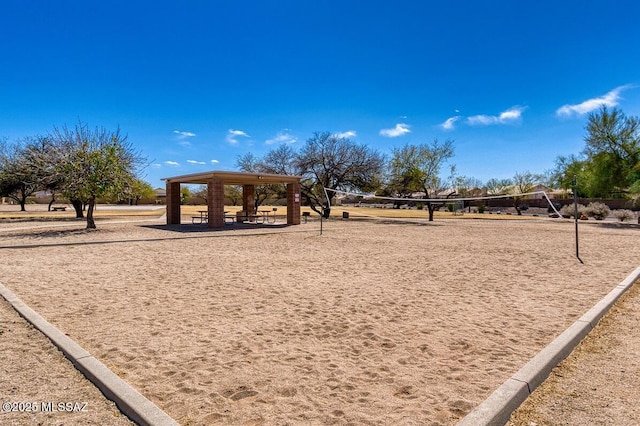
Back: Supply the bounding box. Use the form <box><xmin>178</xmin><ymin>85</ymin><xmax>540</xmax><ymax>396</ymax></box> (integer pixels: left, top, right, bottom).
<box><xmin>322</xmin><ymin>187</ymin><xmax>564</xmax><ymax>221</ymax></box>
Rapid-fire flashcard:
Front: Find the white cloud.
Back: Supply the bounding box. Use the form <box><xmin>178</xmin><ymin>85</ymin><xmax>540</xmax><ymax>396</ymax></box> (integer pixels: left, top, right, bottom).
<box><xmin>173</xmin><ymin>130</ymin><xmax>196</xmax><ymax>138</ymax></box>
<box><xmin>467</xmin><ymin>106</ymin><xmax>525</xmax><ymax>126</ymax></box>
<box><xmin>335</xmin><ymin>130</ymin><xmax>357</xmax><ymax>139</ymax></box>
<box><xmin>211</xmin><ymin>159</ymin><xmax>219</xmax><ymax>164</ymax></box>
<box><xmin>556</xmin><ymin>85</ymin><xmax>632</xmax><ymax>117</ymax></box>
<box><xmin>164</xmin><ymin>161</ymin><xmax>180</xmax><ymax>166</ymax></box>
<box><xmin>440</xmin><ymin>116</ymin><xmax>460</xmax><ymax>131</ymax></box>
<box><xmin>379</xmin><ymin>123</ymin><xmax>411</xmax><ymax>137</ymax></box>
<box><xmin>466</xmin><ymin>115</ymin><xmax>496</xmax><ymax>125</ymax></box>
<box><xmin>265</xmin><ymin>131</ymin><xmax>297</xmax><ymax>145</ymax></box>
<box><xmin>226</xmin><ymin>129</ymin><xmax>250</xmax><ymax>145</ymax></box>
<box><xmin>173</xmin><ymin>130</ymin><xmax>196</xmax><ymax>147</ymax></box>
<box><xmin>187</xmin><ymin>160</ymin><xmax>206</xmax><ymax>165</ymax></box>
<box><xmin>151</xmin><ymin>163</ymin><xmax>162</xmax><ymax>168</ymax></box>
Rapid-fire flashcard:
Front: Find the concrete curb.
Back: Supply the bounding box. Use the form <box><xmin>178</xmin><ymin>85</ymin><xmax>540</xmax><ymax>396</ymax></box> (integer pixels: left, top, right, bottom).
<box><xmin>0</xmin><ymin>284</ymin><xmax>179</xmax><ymax>426</ymax></box>
<box><xmin>458</xmin><ymin>266</ymin><xmax>640</xmax><ymax>426</ymax></box>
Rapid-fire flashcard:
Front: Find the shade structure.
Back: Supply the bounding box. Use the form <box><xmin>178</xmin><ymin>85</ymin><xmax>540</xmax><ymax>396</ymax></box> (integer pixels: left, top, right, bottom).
<box><xmin>162</xmin><ymin>170</ymin><xmax>303</xmax><ymax>228</ymax></box>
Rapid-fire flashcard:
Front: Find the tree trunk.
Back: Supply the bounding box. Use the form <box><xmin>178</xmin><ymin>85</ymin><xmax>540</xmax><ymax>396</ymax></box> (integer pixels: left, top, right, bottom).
<box><xmin>15</xmin><ymin>188</ymin><xmax>27</xmax><ymax>211</ymax></box>
<box><xmin>71</xmin><ymin>199</ymin><xmax>84</xmax><ymax>218</ymax></box>
<box><xmin>47</xmin><ymin>194</ymin><xmax>55</xmax><ymax>212</ymax></box>
<box><xmin>86</xmin><ymin>199</ymin><xmax>96</xmax><ymax>229</ymax></box>
<box><xmin>514</xmin><ymin>199</ymin><xmax>522</xmax><ymax>215</ymax></box>
<box><xmin>427</xmin><ymin>202</ymin><xmax>435</xmax><ymax>221</ymax></box>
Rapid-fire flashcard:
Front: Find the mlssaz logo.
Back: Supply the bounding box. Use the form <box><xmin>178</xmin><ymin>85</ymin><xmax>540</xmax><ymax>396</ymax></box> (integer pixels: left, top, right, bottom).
<box><xmin>41</xmin><ymin>402</ymin><xmax>88</xmax><ymax>412</ymax></box>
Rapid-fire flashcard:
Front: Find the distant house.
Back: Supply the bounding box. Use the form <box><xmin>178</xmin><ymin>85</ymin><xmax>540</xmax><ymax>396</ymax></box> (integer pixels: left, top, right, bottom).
<box><xmin>34</xmin><ymin>190</ymin><xmax>55</xmax><ymax>199</ymax></box>
<box><xmin>154</xmin><ymin>187</ymin><xmax>166</xmax><ymax>204</ymax></box>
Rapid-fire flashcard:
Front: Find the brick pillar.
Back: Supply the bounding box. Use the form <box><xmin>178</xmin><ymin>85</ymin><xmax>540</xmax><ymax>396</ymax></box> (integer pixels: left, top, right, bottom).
<box><xmin>208</xmin><ymin>178</ymin><xmax>225</xmax><ymax>228</ymax></box>
<box><xmin>287</xmin><ymin>182</ymin><xmax>301</xmax><ymax>225</ymax></box>
<box><xmin>243</xmin><ymin>185</ymin><xmax>255</xmax><ymax>213</ymax></box>
<box><xmin>166</xmin><ymin>181</ymin><xmax>181</xmax><ymax>224</ymax></box>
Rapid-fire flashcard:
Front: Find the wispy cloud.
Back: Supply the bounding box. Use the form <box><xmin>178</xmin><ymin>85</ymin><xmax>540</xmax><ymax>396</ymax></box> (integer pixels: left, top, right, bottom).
<box><xmin>440</xmin><ymin>116</ymin><xmax>460</xmax><ymax>131</ymax></box>
<box><xmin>265</xmin><ymin>130</ymin><xmax>297</xmax><ymax>145</ymax></box>
<box><xmin>173</xmin><ymin>129</ymin><xmax>196</xmax><ymax>147</ymax></box>
<box><xmin>467</xmin><ymin>106</ymin><xmax>526</xmax><ymax>126</ymax></box>
<box><xmin>151</xmin><ymin>163</ymin><xmax>162</xmax><ymax>168</ymax></box>
<box><xmin>211</xmin><ymin>159</ymin><xmax>219</xmax><ymax>164</ymax></box>
<box><xmin>173</xmin><ymin>130</ymin><xmax>196</xmax><ymax>138</ymax></box>
<box><xmin>187</xmin><ymin>160</ymin><xmax>206</xmax><ymax>165</ymax></box>
<box><xmin>226</xmin><ymin>129</ymin><xmax>250</xmax><ymax>145</ymax></box>
<box><xmin>380</xmin><ymin>123</ymin><xmax>411</xmax><ymax>137</ymax></box>
<box><xmin>164</xmin><ymin>161</ymin><xmax>180</xmax><ymax>166</ymax></box>
<box><xmin>556</xmin><ymin>85</ymin><xmax>633</xmax><ymax>117</ymax></box>
<box><xmin>335</xmin><ymin>130</ymin><xmax>357</xmax><ymax>139</ymax></box>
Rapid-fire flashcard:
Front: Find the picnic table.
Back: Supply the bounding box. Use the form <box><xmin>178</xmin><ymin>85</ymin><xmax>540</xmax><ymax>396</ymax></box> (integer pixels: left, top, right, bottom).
<box><xmin>192</xmin><ymin>210</ymin><xmax>208</xmax><ymax>224</ymax></box>
<box><xmin>192</xmin><ymin>210</ymin><xmax>236</xmax><ymax>225</ymax></box>
<box><xmin>257</xmin><ymin>208</ymin><xmax>278</xmax><ymax>224</ymax></box>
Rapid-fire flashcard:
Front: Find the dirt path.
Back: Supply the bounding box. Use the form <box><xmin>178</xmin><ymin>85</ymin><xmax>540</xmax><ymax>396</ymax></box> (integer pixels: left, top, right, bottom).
<box><xmin>508</xmin><ymin>282</ymin><xmax>640</xmax><ymax>425</ymax></box>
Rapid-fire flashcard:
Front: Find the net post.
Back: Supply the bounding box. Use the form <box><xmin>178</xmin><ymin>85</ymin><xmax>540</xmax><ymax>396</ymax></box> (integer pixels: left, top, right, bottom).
<box><xmin>573</xmin><ymin>176</ymin><xmax>584</xmax><ymax>264</ymax></box>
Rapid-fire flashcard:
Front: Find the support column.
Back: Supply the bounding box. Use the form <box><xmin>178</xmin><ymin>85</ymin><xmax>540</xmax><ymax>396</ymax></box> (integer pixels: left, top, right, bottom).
<box><xmin>242</xmin><ymin>185</ymin><xmax>255</xmax><ymax>213</ymax></box>
<box><xmin>166</xmin><ymin>181</ymin><xmax>181</xmax><ymax>224</ymax></box>
<box><xmin>208</xmin><ymin>178</ymin><xmax>225</xmax><ymax>228</ymax></box>
<box><xmin>287</xmin><ymin>182</ymin><xmax>301</xmax><ymax>225</ymax></box>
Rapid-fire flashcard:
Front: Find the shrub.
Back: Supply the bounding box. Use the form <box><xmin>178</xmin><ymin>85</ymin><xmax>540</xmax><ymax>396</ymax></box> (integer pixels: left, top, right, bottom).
<box><xmin>547</xmin><ymin>202</ymin><xmax>562</xmax><ymax>214</ymax></box>
<box><xmin>613</xmin><ymin>209</ymin><xmax>635</xmax><ymax>222</ymax></box>
<box><xmin>584</xmin><ymin>202</ymin><xmax>611</xmax><ymax>220</ymax></box>
<box><xmin>559</xmin><ymin>203</ymin><xmax>586</xmax><ymax>218</ymax></box>
<box><xmin>477</xmin><ymin>204</ymin><xmax>486</xmax><ymax>214</ymax></box>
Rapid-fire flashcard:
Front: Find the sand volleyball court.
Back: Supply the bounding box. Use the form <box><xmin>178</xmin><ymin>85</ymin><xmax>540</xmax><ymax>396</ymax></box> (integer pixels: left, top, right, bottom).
<box><xmin>1</xmin><ymin>217</ymin><xmax>638</xmax><ymax>425</ymax></box>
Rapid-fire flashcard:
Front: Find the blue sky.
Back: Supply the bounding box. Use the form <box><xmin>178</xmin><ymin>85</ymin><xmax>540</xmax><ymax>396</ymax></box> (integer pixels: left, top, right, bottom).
<box><xmin>2</xmin><ymin>1</ymin><xmax>639</xmax><ymax>189</ymax></box>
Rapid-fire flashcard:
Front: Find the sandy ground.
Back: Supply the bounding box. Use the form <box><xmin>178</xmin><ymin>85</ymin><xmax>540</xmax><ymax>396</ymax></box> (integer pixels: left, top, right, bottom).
<box><xmin>0</xmin><ymin>297</ymin><xmax>135</xmax><ymax>426</ymax></box>
<box><xmin>0</xmin><ymin>216</ymin><xmax>639</xmax><ymax>425</ymax></box>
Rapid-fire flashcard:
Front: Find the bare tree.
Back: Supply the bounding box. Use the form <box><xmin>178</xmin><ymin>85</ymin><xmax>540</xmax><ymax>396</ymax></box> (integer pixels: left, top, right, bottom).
<box><xmin>296</xmin><ymin>132</ymin><xmax>385</xmax><ymax>215</ymax></box>
<box><xmin>484</xmin><ymin>178</ymin><xmax>512</xmax><ymax>195</ymax></box>
<box><xmin>236</xmin><ymin>152</ymin><xmax>275</xmax><ymax>210</ymax></box>
<box><xmin>511</xmin><ymin>171</ymin><xmax>541</xmax><ymax>215</ymax></box>
<box><xmin>0</xmin><ymin>138</ymin><xmax>41</xmax><ymax>211</ymax></box>
<box><xmin>193</xmin><ymin>185</ymin><xmax>208</xmax><ymax>204</ymax></box>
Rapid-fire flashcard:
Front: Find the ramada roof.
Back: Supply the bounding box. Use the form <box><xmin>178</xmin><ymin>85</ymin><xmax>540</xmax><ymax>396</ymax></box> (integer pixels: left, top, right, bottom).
<box><xmin>162</xmin><ymin>170</ymin><xmax>303</xmax><ymax>186</ymax></box>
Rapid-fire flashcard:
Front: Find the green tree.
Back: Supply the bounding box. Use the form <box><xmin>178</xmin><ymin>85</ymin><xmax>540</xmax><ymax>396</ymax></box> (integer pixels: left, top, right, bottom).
<box><xmin>387</xmin><ymin>139</ymin><xmax>455</xmax><ymax>221</ymax></box>
<box><xmin>128</xmin><ymin>179</ymin><xmax>155</xmax><ymax>205</ymax></box>
<box><xmin>585</xmin><ymin>107</ymin><xmax>640</xmax><ymax>197</ymax></box>
<box><xmin>180</xmin><ymin>187</ymin><xmax>192</xmax><ymax>205</ymax></box>
<box><xmin>553</xmin><ymin>107</ymin><xmax>640</xmax><ymax>198</ymax></box>
<box><xmin>47</xmin><ymin>122</ymin><xmax>145</xmax><ymax>229</ymax></box>
<box><xmin>224</xmin><ymin>185</ymin><xmax>242</xmax><ymax>206</ymax></box>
